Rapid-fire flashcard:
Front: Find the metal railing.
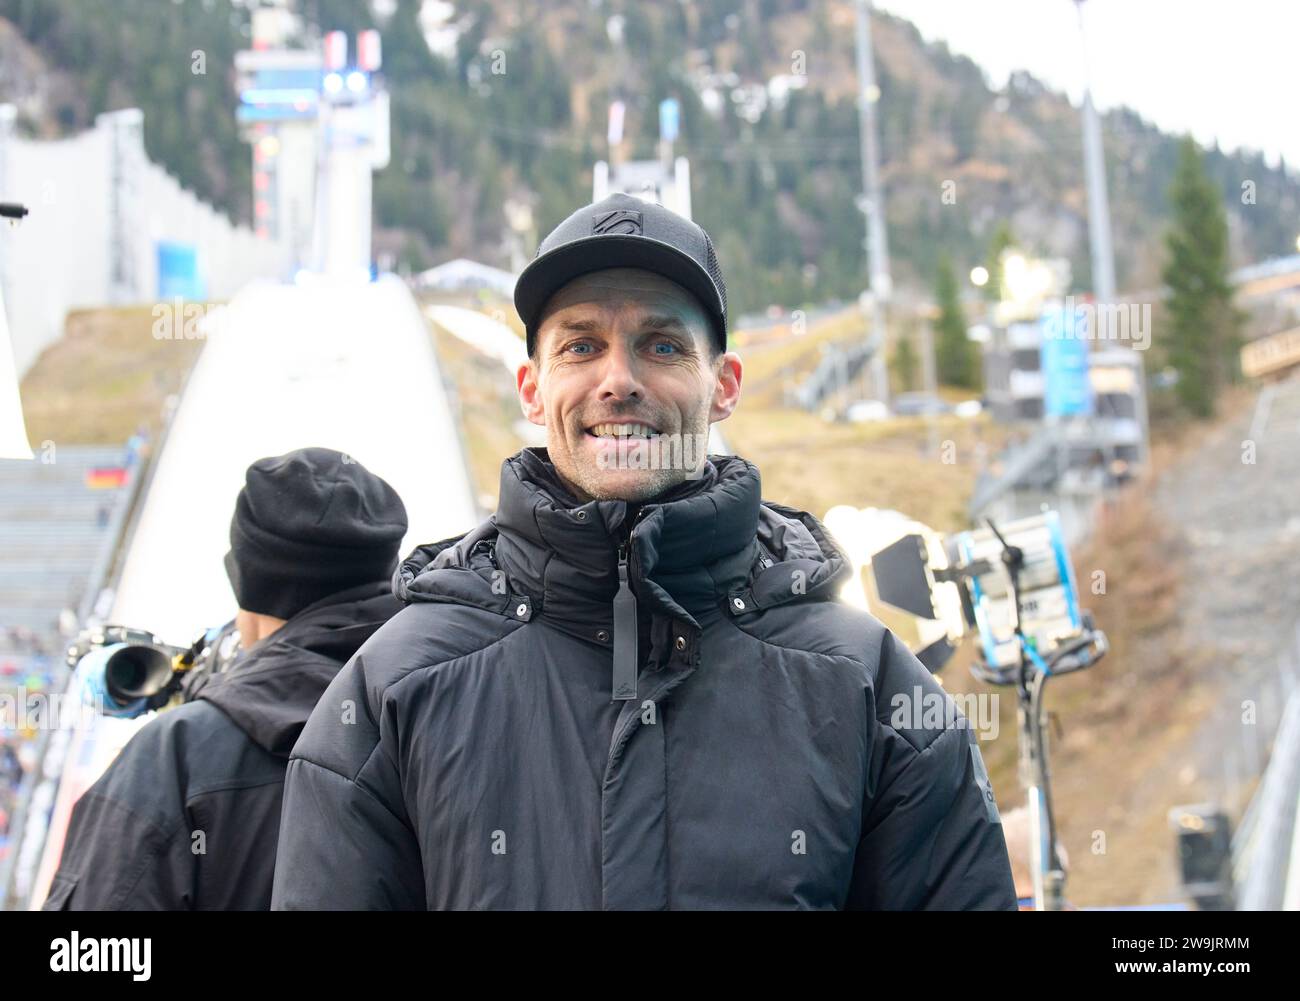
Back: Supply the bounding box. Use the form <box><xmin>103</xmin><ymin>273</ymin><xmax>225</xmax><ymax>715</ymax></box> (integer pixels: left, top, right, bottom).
<box><xmin>792</xmin><ymin>334</ymin><xmax>879</xmax><ymax>411</ymax></box>
<box><xmin>1232</xmin><ymin>621</ymin><xmax>1300</xmax><ymax>910</ymax></box>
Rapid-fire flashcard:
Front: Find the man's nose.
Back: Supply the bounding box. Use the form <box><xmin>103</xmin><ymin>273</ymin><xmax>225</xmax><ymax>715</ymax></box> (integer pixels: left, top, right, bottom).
<box><xmin>594</xmin><ymin>341</ymin><xmax>644</xmax><ymax>402</ymax></box>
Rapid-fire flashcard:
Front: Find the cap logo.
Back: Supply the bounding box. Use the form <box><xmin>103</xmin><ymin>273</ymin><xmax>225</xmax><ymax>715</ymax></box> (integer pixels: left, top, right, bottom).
<box><xmin>593</xmin><ymin>209</ymin><xmax>643</xmax><ymax>236</ymax></box>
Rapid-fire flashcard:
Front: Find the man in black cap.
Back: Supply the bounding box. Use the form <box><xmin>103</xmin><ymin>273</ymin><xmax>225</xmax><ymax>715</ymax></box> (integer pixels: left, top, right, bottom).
<box><xmin>275</xmin><ymin>195</ymin><xmax>1017</xmax><ymax>910</ymax></box>
<box><xmin>43</xmin><ymin>447</ymin><xmax>407</xmax><ymax>910</ymax></box>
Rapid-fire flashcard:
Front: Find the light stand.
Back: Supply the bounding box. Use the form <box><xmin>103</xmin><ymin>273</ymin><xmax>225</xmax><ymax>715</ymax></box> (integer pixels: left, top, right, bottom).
<box><xmin>967</xmin><ymin>518</ymin><xmax>1108</xmax><ymax>910</ymax></box>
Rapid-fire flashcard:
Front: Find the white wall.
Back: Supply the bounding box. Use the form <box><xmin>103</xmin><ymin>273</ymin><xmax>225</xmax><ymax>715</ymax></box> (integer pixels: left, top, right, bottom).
<box><xmin>0</xmin><ymin>106</ymin><xmax>290</xmax><ymax>377</ymax></box>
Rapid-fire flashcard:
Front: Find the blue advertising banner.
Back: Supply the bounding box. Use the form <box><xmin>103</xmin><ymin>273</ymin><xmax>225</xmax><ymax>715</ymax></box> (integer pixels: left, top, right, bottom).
<box><xmin>659</xmin><ymin>98</ymin><xmax>680</xmax><ymax>143</ymax></box>
<box><xmin>156</xmin><ymin>242</ymin><xmax>205</xmax><ymax>300</ymax></box>
<box><xmin>1040</xmin><ymin>304</ymin><xmax>1093</xmax><ymax>417</ymax></box>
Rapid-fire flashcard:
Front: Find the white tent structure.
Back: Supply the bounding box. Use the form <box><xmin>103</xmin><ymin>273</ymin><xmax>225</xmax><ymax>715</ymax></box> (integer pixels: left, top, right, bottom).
<box><xmin>0</xmin><ymin>282</ymin><xmax>32</xmax><ymax>459</ymax></box>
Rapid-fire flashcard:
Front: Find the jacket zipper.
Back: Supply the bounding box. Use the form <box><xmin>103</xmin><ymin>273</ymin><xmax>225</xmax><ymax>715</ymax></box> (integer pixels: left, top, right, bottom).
<box><xmin>610</xmin><ymin>508</ymin><xmax>645</xmax><ymax>701</ymax></box>
<box><xmin>611</xmin><ymin>542</ymin><xmax>637</xmax><ymax>701</ymax></box>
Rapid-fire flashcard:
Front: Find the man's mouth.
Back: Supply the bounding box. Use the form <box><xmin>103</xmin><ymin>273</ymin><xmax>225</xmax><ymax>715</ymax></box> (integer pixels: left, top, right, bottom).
<box><xmin>584</xmin><ymin>422</ymin><xmax>660</xmax><ymax>439</ymax></box>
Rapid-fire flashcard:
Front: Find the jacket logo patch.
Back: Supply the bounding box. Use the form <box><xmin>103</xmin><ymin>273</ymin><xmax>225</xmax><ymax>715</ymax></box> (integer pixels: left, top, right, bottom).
<box><xmin>593</xmin><ymin>209</ymin><xmax>643</xmax><ymax>236</ymax></box>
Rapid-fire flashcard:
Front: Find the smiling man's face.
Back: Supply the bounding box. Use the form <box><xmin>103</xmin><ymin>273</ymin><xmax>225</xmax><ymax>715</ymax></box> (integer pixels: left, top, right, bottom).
<box><xmin>517</xmin><ymin>267</ymin><xmax>742</xmax><ymax>503</ymax></box>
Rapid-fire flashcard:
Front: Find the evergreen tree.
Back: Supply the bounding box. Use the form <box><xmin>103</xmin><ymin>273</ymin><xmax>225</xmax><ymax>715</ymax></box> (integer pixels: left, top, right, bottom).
<box><xmin>984</xmin><ymin>222</ymin><xmax>1014</xmax><ymax>302</ymax></box>
<box><xmin>934</xmin><ymin>254</ymin><xmax>978</xmax><ymax>389</ymax></box>
<box><xmin>1162</xmin><ymin>137</ymin><xmax>1243</xmax><ymax>418</ymax></box>
<box><xmin>890</xmin><ymin>326</ymin><xmax>919</xmax><ymax>392</ymax></box>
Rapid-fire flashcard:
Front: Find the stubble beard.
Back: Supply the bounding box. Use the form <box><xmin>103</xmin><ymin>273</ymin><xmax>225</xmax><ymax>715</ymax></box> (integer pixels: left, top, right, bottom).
<box><xmin>551</xmin><ymin>409</ymin><xmax>710</xmax><ymax>503</ymax></box>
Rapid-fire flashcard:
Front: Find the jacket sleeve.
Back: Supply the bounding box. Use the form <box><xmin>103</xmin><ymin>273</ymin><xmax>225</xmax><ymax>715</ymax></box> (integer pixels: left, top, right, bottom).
<box><xmin>41</xmin><ymin>722</ymin><xmax>197</xmax><ymax>910</ymax></box>
<box><xmin>846</xmin><ymin>628</ymin><xmax>1017</xmax><ymax>911</ymax></box>
<box><xmin>271</xmin><ymin>651</ymin><xmax>425</xmax><ymax>910</ymax></box>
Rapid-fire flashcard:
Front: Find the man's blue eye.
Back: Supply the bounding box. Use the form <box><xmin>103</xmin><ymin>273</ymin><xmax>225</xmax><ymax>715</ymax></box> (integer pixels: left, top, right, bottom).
<box><xmin>652</xmin><ymin>342</ymin><xmax>677</xmax><ymax>355</ymax></box>
<box><xmin>570</xmin><ymin>343</ymin><xmax>593</xmax><ymax>355</ymax></box>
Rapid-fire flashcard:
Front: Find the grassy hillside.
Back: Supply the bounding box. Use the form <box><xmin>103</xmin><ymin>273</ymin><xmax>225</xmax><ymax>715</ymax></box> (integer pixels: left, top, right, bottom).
<box><xmin>19</xmin><ymin>306</ymin><xmax>202</xmax><ymax>445</ymax></box>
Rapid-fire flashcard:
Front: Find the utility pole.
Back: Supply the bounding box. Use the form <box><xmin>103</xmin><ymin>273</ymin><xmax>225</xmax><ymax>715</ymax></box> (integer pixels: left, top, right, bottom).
<box><xmin>1074</xmin><ymin>0</ymin><xmax>1149</xmax><ymax>468</ymax></box>
<box><xmin>920</xmin><ymin>319</ymin><xmax>939</xmax><ymax>455</ymax></box>
<box><xmin>1075</xmin><ymin>0</ymin><xmax>1115</xmax><ymax>303</ymax></box>
<box><xmin>854</xmin><ymin>0</ymin><xmax>891</xmax><ymax>407</ymax></box>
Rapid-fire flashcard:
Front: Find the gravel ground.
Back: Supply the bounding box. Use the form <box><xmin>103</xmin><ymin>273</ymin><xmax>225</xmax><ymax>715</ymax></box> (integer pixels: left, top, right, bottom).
<box><xmin>1162</xmin><ymin>375</ymin><xmax>1300</xmax><ymax>838</ymax></box>
<box><xmin>1158</xmin><ymin>374</ymin><xmax>1300</xmax><ymax>673</ymax></box>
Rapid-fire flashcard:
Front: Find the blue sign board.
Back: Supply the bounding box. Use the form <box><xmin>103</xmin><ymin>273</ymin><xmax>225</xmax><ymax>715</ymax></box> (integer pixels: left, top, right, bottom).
<box><xmin>1040</xmin><ymin>304</ymin><xmax>1093</xmax><ymax>417</ymax></box>
<box><xmin>659</xmin><ymin>98</ymin><xmax>680</xmax><ymax>143</ymax></box>
<box><xmin>157</xmin><ymin>242</ymin><xmax>205</xmax><ymax>300</ymax></box>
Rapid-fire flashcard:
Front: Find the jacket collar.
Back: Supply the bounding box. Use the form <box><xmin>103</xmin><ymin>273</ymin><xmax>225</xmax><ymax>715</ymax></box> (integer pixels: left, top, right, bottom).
<box><xmin>394</xmin><ymin>447</ymin><xmax>853</xmax><ymax>641</ymax></box>
<box><xmin>191</xmin><ymin>581</ymin><xmax>400</xmax><ymax>756</ymax></box>
<box><xmin>493</xmin><ymin>447</ymin><xmax>760</xmax><ymax>631</ymax></box>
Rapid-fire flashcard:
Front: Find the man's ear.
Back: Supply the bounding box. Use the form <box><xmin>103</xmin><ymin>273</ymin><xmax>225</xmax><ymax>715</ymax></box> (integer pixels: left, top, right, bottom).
<box><xmin>708</xmin><ymin>351</ymin><xmax>743</xmax><ymax>423</ymax></box>
<box><xmin>517</xmin><ymin>359</ymin><xmax>546</xmax><ymax>426</ymax></box>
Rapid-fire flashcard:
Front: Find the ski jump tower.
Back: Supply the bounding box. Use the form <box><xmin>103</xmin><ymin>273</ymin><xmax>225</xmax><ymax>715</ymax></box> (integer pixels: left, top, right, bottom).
<box><xmin>594</xmin><ymin>98</ymin><xmax>692</xmax><ymax>220</ymax></box>
<box><xmin>236</xmin><ymin>13</ymin><xmax>390</xmax><ymax>278</ymax></box>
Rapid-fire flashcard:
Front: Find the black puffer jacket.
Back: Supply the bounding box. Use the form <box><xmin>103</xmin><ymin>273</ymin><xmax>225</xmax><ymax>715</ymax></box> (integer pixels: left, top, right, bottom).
<box><xmin>42</xmin><ymin>582</ymin><xmax>400</xmax><ymax>911</ymax></box>
<box><xmin>272</xmin><ymin>448</ymin><xmax>1016</xmax><ymax>910</ymax></box>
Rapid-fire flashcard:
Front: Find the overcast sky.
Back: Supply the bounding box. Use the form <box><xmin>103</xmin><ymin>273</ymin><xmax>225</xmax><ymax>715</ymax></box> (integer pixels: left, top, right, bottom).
<box><xmin>873</xmin><ymin>0</ymin><xmax>1295</xmax><ymax>170</ymax></box>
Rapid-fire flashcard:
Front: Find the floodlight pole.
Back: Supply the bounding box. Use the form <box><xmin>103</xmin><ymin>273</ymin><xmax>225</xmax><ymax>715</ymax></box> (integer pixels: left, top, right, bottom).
<box><xmin>1074</xmin><ymin>0</ymin><xmax>1150</xmax><ymax>470</ymax></box>
<box><xmin>854</xmin><ymin>0</ymin><xmax>891</xmax><ymax>407</ymax></box>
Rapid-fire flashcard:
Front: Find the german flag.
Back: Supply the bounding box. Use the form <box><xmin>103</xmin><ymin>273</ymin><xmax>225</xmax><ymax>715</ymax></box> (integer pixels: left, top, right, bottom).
<box><xmin>85</xmin><ymin>467</ymin><xmax>128</xmax><ymax>489</ymax></box>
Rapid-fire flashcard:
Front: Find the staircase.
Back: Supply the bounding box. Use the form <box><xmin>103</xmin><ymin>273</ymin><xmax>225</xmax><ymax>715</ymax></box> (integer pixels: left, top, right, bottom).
<box><xmin>0</xmin><ymin>446</ymin><xmax>130</xmax><ymax>638</ymax></box>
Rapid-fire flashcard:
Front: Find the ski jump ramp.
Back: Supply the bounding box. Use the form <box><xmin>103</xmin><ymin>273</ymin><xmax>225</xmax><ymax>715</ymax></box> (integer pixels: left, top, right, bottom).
<box><xmin>114</xmin><ymin>275</ymin><xmax>479</xmax><ymax>642</ymax></box>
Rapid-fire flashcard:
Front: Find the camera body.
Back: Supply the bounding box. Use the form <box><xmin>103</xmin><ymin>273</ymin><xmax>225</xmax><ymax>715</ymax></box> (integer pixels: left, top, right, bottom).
<box><xmin>68</xmin><ymin>622</ymin><xmax>240</xmax><ymax>719</ymax></box>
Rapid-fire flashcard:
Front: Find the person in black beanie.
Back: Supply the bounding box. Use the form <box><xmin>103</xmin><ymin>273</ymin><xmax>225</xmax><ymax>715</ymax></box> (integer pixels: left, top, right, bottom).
<box><xmin>43</xmin><ymin>448</ymin><xmax>407</xmax><ymax>911</ymax></box>
<box><xmin>223</xmin><ymin>447</ymin><xmax>410</xmax><ymax>650</ymax></box>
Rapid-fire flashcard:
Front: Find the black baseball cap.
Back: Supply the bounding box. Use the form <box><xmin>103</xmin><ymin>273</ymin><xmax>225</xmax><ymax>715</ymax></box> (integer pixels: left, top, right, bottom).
<box><xmin>514</xmin><ymin>192</ymin><xmax>729</xmax><ymax>357</ymax></box>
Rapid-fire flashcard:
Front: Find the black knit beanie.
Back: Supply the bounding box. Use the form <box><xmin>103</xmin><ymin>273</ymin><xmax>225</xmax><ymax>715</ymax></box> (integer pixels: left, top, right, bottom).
<box><xmin>224</xmin><ymin>447</ymin><xmax>408</xmax><ymax>621</ymax></box>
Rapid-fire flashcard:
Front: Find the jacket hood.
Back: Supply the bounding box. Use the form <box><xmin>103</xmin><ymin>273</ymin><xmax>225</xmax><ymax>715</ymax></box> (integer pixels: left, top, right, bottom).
<box><xmin>193</xmin><ymin>580</ymin><xmax>401</xmax><ymax>756</ymax></box>
<box><xmin>393</xmin><ymin>447</ymin><xmax>852</xmax><ymax>641</ymax></box>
